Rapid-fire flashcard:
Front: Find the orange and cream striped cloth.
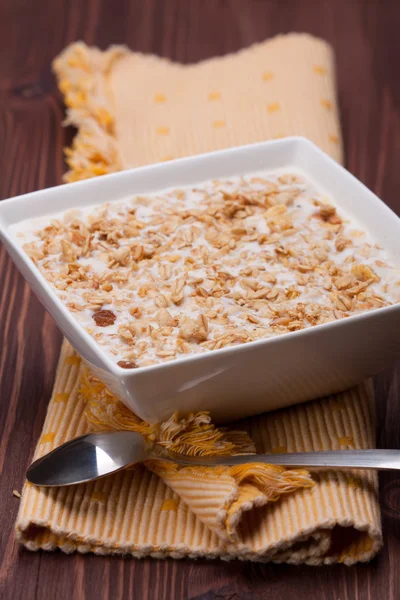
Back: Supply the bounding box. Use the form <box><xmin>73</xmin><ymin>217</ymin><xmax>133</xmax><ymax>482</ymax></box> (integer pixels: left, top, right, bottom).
<box><xmin>15</xmin><ymin>34</ymin><xmax>382</xmax><ymax>564</ymax></box>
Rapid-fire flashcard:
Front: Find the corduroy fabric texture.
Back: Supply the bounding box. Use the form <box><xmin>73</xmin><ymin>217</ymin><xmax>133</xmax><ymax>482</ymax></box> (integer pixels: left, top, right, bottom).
<box><xmin>15</xmin><ymin>34</ymin><xmax>382</xmax><ymax>564</ymax></box>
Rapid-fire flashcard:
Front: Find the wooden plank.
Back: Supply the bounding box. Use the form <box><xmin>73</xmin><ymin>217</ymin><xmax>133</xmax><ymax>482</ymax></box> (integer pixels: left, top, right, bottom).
<box><xmin>0</xmin><ymin>1</ymin><xmax>399</xmax><ymax>598</ymax></box>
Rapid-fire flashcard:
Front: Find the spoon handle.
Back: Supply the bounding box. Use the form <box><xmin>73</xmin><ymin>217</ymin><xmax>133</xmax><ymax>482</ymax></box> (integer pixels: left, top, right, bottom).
<box><xmin>160</xmin><ymin>449</ymin><xmax>400</xmax><ymax>471</ymax></box>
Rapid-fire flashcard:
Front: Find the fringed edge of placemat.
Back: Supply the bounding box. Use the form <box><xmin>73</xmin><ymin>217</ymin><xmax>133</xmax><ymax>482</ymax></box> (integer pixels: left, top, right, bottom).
<box><xmin>53</xmin><ymin>42</ymin><xmax>127</xmax><ymax>181</ymax></box>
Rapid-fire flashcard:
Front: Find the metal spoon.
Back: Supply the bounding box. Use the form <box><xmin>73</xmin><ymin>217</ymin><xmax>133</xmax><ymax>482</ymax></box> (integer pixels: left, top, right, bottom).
<box><xmin>27</xmin><ymin>430</ymin><xmax>400</xmax><ymax>487</ymax></box>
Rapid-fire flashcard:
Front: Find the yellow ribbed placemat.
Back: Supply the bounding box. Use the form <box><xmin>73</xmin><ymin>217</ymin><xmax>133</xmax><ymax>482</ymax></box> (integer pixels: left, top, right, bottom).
<box><xmin>15</xmin><ymin>34</ymin><xmax>382</xmax><ymax>564</ymax></box>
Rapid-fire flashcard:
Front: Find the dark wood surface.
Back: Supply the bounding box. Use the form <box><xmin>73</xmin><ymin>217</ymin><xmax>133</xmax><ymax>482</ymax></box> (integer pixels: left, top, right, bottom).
<box><xmin>1</xmin><ymin>1</ymin><xmax>400</xmax><ymax>598</ymax></box>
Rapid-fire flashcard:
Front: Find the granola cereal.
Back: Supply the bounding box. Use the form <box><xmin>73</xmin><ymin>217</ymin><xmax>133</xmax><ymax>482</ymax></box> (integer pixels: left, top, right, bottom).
<box><xmin>13</xmin><ymin>170</ymin><xmax>400</xmax><ymax>368</ymax></box>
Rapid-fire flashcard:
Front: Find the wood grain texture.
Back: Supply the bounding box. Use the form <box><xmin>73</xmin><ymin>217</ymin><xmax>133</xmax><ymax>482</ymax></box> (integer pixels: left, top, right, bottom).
<box><xmin>0</xmin><ymin>0</ymin><xmax>399</xmax><ymax>598</ymax></box>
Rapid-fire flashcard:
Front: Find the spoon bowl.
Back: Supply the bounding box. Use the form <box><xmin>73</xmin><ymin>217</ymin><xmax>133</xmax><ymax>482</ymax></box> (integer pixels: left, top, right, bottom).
<box><xmin>27</xmin><ymin>431</ymin><xmax>149</xmax><ymax>487</ymax></box>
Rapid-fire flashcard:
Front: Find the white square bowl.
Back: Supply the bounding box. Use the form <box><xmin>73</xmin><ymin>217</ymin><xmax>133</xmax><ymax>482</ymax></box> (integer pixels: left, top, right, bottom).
<box><xmin>1</xmin><ymin>137</ymin><xmax>399</xmax><ymax>423</ymax></box>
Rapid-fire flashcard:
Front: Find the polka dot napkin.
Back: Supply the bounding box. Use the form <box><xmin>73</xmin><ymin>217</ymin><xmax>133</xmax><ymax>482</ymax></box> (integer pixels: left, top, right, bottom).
<box><xmin>15</xmin><ymin>34</ymin><xmax>382</xmax><ymax>564</ymax></box>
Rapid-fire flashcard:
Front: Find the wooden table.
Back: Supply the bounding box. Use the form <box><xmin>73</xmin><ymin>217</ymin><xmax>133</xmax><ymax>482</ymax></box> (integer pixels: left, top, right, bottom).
<box><xmin>1</xmin><ymin>1</ymin><xmax>400</xmax><ymax>598</ymax></box>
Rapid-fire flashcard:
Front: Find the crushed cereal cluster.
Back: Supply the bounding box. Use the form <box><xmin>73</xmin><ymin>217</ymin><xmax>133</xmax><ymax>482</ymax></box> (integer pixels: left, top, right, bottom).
<box><xmin>15</xmin><ymin>170</ymin><xmax>400</xmax><ymax>368</ymax></box>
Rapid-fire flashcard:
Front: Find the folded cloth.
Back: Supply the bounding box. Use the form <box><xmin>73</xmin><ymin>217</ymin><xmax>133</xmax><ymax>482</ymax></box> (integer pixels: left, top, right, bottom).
<box><xmin>15</xmin><ymin>34</ymin><xmax>382</xmax><ymax>564</ymax></box>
